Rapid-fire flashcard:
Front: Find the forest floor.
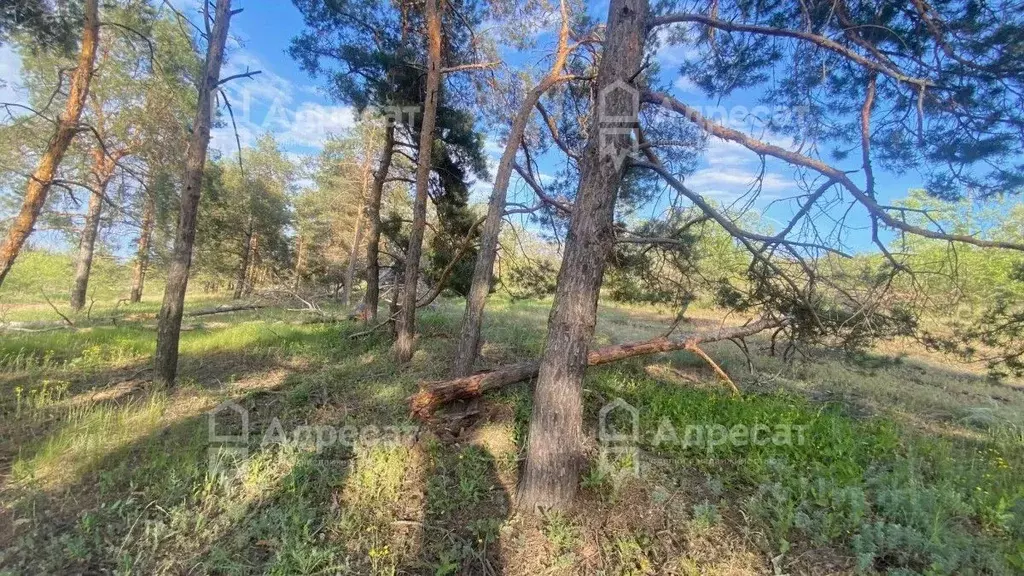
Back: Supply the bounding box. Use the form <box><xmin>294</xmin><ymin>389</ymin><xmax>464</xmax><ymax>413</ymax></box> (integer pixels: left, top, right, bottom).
<box><xmin>0</xmin><ymin>294</ymin><xmax>1021</xmax><ymax>575</ymax></box>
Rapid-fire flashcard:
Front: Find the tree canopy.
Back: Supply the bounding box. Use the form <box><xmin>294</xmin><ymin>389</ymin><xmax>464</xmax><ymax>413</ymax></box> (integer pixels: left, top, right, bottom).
<box><xmin>0</xmin><ymin>0</ymin><xmax>1021</xmax><ymax>527</ymax></box>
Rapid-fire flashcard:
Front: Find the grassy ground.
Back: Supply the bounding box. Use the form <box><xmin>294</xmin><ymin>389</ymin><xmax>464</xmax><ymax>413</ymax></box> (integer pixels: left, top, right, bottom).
<box><xmin>0</xmin><ymin>294</ymin><xmax>1021</xmax><ymax>574</ymax></box>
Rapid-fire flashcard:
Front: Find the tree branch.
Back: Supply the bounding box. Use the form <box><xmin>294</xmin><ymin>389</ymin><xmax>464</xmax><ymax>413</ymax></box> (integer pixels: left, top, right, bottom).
<box><xmin>642</xmin><ymin>90</ymin><xmax>1024</xmax><ymax>253</ymax></box>
<box><xmin>408</xmin><ymin>317</ymin><xmax>785</xmax><ymax>418</ymax></box>
<box><xmin>648</xmin><ymin>12</ymin><xmax>934</xmax><ymax>89</ymax></box>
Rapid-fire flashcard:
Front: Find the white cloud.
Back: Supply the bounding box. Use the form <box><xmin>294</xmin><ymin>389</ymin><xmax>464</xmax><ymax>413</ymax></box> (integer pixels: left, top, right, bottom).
<box><xmin>702</xmin><ymin>132</ymin><xmax>801</xmax><ymax>164</ymax></box>
<box><xmin>482</xmin><ymin>135</ymin><xmax>505</xmax><ymax>161</ymax></box>
<box><xmin>682</xmin><ymin>136</ymin><xmax>796</xmax><ymax>201</ymax></box>
<box><xmin>687</xmin><ymin>167</ymin><xmax>791</xmax><ymax>197</ymax></box>
<box><xmin>703</xmin><ymin>138</ymin><xmax>750</xmax><ymax>168</ymax></box>
<box><xmin>0</xmin><ymin>44</ymin><xmax>27</xmax><ymax>110</ymax></box>
<box><xmin>209</xmin><ymin>118</ymin><xmax>257</xmax><ymax>158</ymax></box>
<box><xmin>222</xmin><ymin>49</ymin><xmax>294</xmax><ymax>106</ymax></box>
<box><xmin>673</xmin><ymin>75</ymin><xmax>699</xmax><ymax>95</ymax></box>
<box><xmin>655</xmin><ymin>25</ymin><xmax>701</xmax><ymax>69</ymax></box>
<box><xmin>209</xmin><ymin>48</ymin><xmax>355</xmax><ymax>155</ymax></box>
<box><xmin>278</xmin><ymin>102</ymin><xmax>356</xmax><ymax>148</ymax></box>
<box><xmin>211</xmin><ymin>99</ymin><xmax>355</xmax><ymax>155</ymax></box>
<box><xmin>469</xmin><ymin>177</ymin><xmax>492</xmax><ymax>204</ymax></box>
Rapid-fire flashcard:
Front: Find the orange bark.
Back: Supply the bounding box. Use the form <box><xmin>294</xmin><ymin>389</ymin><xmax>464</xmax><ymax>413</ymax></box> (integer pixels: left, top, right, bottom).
<box><xmin>0</xmin><ymin>0</ymin><xmax>100</xmax><ymax>287</ymax></box>
<box><xmin>409</xmin><ymin>317</ymin><xmax>782</xmax><ymax>419</ymax></box>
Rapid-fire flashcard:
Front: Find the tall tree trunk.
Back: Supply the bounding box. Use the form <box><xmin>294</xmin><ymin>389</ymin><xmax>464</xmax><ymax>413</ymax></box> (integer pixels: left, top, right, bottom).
<box><xmin>70</xmin><ymin>149</ymin><xmax>117</xmax><ymax>311</ymax></box>
<box><xmin>293</xmin><ymin>234</ymin><xmax>304</xmax><ymax>292</ymax></box>
<box><xmin>452</xmin><ymin>2</ymin><xmax>573</xmax><ymax>376</ymax></box>
<box><xmin>233</xmin><ymin>217</ymin><xmax>254</xmax><ymax>299</ymax></box>
<box><xmin>244</xmin><ymin>233</ymin><xmax>258</xmax><ymax>296</ymax></box>
<box><xmin>341</xmin><ymin>209</ymin><xmax>364</xmax><ymax>307</ymax></box>
<box><xmin>0</xmin><ymin>0</ymin><xmax>99</xmax><ymax>288</ymax></box>
<box><xmin>388</xmin><ymin>267</ymin><xmax>401</xmax><ymax>329</ymax></box>
<box><xmin>363</xmin><ymin>125</ymin><xmax>395</xmax><ymax>323</ymax></box>
<box><xmin>516</xmin><ymin>0</ymin><xmax>648</xmax><ymax>511</ymax></box>
<box><xmin>394</xmin><ymin>0</ymin><xmax>442</xmax><ymax>362</ymax></box>
<box><xmin>130</xmin><ymin>188</ymin><xmax>156</xmax><ymax>303</ymax></box>
<box><xmin>154</xmin><ymin>0</ymin><xmax>234</xmax><ymax>387</ymax></box>
<box><xmin>70</xmin><ymin>185</ymin><xmax>104</xmax><ymax>312</ymax></box>
<box><xmin>342</xmin><ymin>144</ymin><xmax>374</xmax><ymax>306</ymax></box>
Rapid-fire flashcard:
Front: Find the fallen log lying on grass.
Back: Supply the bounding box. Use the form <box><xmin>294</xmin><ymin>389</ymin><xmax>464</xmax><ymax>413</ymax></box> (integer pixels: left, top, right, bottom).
<box><xmin>0</xmin><ymin>303</ymin><xmax>268</xmax><ymax>332</ymax></box>
<box><xmin>185</xmin><ymin>303</ymin><xmax>268</xmax><ymax>317</ymax></box>
<box><xmin>0</xmin><ymin>322</ymin><xmax>75</xmax><ymax>333</ymax></box>
<box><xmin>408</xmin><ymin>317</ymin><xmax>785</xmax><ymax>419</ymax></box>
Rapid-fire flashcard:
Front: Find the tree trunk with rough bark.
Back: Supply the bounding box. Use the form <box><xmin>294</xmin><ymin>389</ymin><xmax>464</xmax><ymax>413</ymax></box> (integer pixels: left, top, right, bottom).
<box><xmin>70</xmin><ymin>148</ymin><xmax>119</xmax><ymax>311</ymax></box>
<box><xmin>70</xmin><ymin>152</ymin><xmax>117</xmax><ymax>309</ymax></box>
<box><xmin>516</xmin><ymin>0</ymin><xmax>649</xmax><ymax>511</ymax></box>
<box><xmin>244</xmin><ymin>233</ymin><xmax>258</xmax><ymax>296</ymax></box>
<box><xmin>70</xmin><ymin>189</ymin><xmax>103</xmax><ymax>311</ymax></box>
<box><xmin>363</xmin><ymin>125</ymin><xmax>395</xmax><ymax>323</ymax></box>
<box><xmin>130</xmin><ymin>188</ymin><xmax>156</xmax><ymax>303</ymax></box>
<box><xmin>341</xmin><ymin>208</ymin><xmax>364</xmax><ymax>307</ymax></box>
<box><xmin>154</xmin><ymin>0</ymin><xmax>234</xmax><ymax>387</ymax></box>
<box><xmin>388</xmin><ymin>272</ymin><xmax>401</xmax><ymax>329</ymax></box>
<box><xmin>452</xmin><ymin>2</ymin><xmax>574</xmax><ymax>377</ymax></box>
<box><xmin>293</xmin><ymin>234</ymin><xmax>305</xmax><ymax>292</ymax></box>
<box><xmin>394</xmin><ymin>0</ymin><xmax>442</xmax><ymax>362</ymax></box>
<box><xmin>342</xmin><ymin>149</ymin><xmax>374</xmax><ymax>306</ymax></box>
<box><xmin>0</xmin><ymin>0</ymin><xmax>99</xmax><ymax>288</ymax></box>
<box><xmin>233</xmin><ymin>217</ymin><xmax>254</xmax><ymax>300</ymax></box>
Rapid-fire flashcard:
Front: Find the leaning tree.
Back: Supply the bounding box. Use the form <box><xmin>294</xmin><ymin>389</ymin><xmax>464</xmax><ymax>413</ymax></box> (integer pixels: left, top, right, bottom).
<box><xmin>153</xmin><ymin>0</ymin><xmax>242</xmax><ymax>386</ymax></box>
<box><xmin>0</xmin><ymin>0</ymin><xmax>98</xmax><ymax>289</ymax></box>
<box><xmin>291</xmin><ymin>0</ymin><xmax>490</xmax><ymax>342</ymax></box>
<box><xmin>451</xmin><ymin>0</ymin><xmax>601</xmax><ymax>377</ymax></box>
<box><xmin>65</xmin><ymin>2</ymin><xmax>192</xmax><ymax>311</ymax></box>
<box><xmin>417</xmin><ymin>0</ymin><xmax>1024</xmax><ymax>510</ymax></box>
<box><xmin>6</xmin><ymin>2</ymin><xmax>196</xmax><ymax>310</ymax></box>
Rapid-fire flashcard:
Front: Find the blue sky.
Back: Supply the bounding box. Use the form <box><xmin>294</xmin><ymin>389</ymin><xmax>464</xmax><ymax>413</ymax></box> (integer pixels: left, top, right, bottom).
<box><xmin>202</xmin><ymin>0</ymin><xmax>927</xmax><ymax>252</ymax></box>
<box><xmin>206</xmin><ymin>2</ymin><xmax>357</xmax><ymax>159</ymax></box>
<box><xmin>0</xmin><ymin>0</ymin><xmax>933</xmax><ymax>255</ymax></box>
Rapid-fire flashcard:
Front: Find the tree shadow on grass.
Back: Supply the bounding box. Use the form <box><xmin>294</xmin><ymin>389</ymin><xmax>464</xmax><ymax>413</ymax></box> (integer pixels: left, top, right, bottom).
<box><xmin>0</xmin><ymin>322</ymin><xmax>516</xmax><ymax>574</ymax></box>
<box><xmin>0</xmin><ymin>353</ymin><xmax>303</xmax><ymax>473</ymax></box>
<box><xmin>783</xmin><ymin>346</ymin><xmax>1024</xmax><ymax>430</ymax></box>
<box><xmin>0</xmin><ymin>319</ymin><xmax>372</xmax><ymax>464</ymax></box>
<box><xmin>396</xmin><ymin>429</ymin><xmax>511</xmax><ymax>575</ymax></box>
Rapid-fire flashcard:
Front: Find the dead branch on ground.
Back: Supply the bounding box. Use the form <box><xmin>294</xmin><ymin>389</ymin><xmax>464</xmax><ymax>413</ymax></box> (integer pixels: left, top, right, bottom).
<box><xmin>408</xmin><ymin>317</ymin><xmax>784</xmax><ymax>419</ymax></box>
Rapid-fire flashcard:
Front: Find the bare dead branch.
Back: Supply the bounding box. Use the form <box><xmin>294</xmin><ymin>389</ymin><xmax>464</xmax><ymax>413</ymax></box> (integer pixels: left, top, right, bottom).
<box><xmin>409</xmin><ymin>317</ymin><xmax>785</xmax><ymax>418</ymax></box>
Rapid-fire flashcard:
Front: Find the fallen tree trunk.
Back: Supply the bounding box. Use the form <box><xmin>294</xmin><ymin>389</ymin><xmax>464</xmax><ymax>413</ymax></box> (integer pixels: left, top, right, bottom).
<box><xmin>185</xmin><ymin>304</ymin><xmax>267</xmax><ymax>317</ymax></box>
<box><xmin>1</xmin><ymin>303</ymin><xmax>291</xmax><ymax>332</ymax></box>
<box><xmin>0</xmin><ymin>323</ymin><xmax>76</xmax><ymax>333</ymax></box>
<box><xmin>409</xmin><ymin>317</ymin><xmax>784</xmax><ymax>419</ymax></box>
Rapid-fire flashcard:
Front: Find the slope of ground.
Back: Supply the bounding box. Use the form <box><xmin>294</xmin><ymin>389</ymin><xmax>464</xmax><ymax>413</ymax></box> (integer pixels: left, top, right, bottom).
<box><xmin>0</xmin><ymin>295</ymin><xmax>1021</xmax><ymax>574</ymax></box>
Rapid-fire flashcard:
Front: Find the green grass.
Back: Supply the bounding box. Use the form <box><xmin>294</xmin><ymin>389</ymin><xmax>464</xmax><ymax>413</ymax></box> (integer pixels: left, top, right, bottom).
<box><xmin>0</xmin><ymin>250</ymin><xmax>151</xmax><ymax>307</ymax></box>
<box><xmin>0</xmin><ymin>294</ymin><xmax>1021</xmax><ymax>574</ymax></box>
<box><xmin>586</xmin><ymin>366</ymin><xmax>1023</xmax><ymax>573</ymax></box>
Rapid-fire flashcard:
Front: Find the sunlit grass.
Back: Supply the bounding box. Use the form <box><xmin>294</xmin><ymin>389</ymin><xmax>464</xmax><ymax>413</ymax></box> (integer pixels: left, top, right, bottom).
<box><xmin>11</xmin><ymin>393</ymin><xmax>169</xmax><ymax>489</ymax></box>
<box><xmin>0</xmin><ymin>295</ymin><xmax>1021</xmax><ymax>574</ymax></box>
